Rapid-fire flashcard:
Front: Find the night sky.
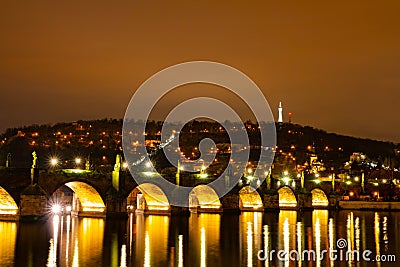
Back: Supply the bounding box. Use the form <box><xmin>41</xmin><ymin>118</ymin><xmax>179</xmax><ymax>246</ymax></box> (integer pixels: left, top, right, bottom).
<box><xmin>1</xmin><ymin>1</ymin><xmax>400</xmax><ymax>141</ymax></box>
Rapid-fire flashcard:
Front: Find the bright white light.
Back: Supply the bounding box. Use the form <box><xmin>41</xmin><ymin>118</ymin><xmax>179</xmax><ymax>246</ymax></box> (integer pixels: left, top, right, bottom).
<box><xmin>283</xmin><ymin>177</ymin><xmax>290</xmax><ymax>185</ymax></box>
<box><xmin>50</xmin><ymin>158</ymin><xmax>58</xmax><ymax>166</ymax></box>
<box><xmin>145</xmin><ymin>161</ymin><xmax>152</xmax><ymax>168</ymax></box>
<box><xmin>315</xmin><ymin>173</ymin><xmax>320</xmax><ymax>178</ymax></box>
<box><xmin>122</xmin><ymin>162</ymin><xmax>128</xmax><ymax>169</ymax></box>
<box><xmin>65</xmin><ymin>205</ymin><xmax>72</xmax><ymax>212</ymax></box>
<box><xmin>283</xmin><ymin>170</ymin><xmax>289</xmax><ymax>176</ymax></box>
<box><xmin>75</xmin><ymin>158</ymin><xmax>81</xmax><ymax>164</ymax></box>
<box><xmin>52</xmin><ymin>204</ymin><xmax>61</xmax><ymax>214</ymax></box>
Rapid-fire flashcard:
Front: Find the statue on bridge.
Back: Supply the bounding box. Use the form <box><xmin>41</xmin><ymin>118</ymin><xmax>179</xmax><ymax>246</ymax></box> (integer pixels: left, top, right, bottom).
<box><xmin>31</xmin><ymin>151</ymin><xmax>37</xmax><ymax>169</ymax></box>
<box><xmin>6</xmin><ymin>153</ymin><xmax>11</xmax><ymax>168</ymax></box>
<box><xmin>114</xmin><ymin>154</ymin><xmax>121</xmax><ymax>172</ymax></box>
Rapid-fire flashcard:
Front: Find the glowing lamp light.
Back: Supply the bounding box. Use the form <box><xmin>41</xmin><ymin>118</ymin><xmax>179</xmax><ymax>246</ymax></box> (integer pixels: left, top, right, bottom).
<box><xmin>75</xmin><ymin>158</ymin><xmax>81</xmax><ymax>164</ymax></box>
<box><xmin>345</xmin><ymin>181</ymin><xmax>352</xmax><ymax>185</ymax></box>
<box><xmin>354</xmin><ymin>176</ymin><xmax>359</xmax><ymax>182</ymax></box>
<box><xmin>65</xmin><ymin>205</ymin><xmax>72</xmax><ymax>212</ymax></box>
<box><xmin>51</xmin><ymin>204</ymin><xmax>61</xmax><ymax>214</ymax></box>
<box><xmin>246</xmin><ymin>175</ymin><xmax>254</xmax><ymax>181</ymax></box>
<box><xmin>199</xmin><ymin>173</ymin><xmax>208</xmax><ymax>179</ymax></box>
<box><xmin>282</xmin><ymin>177</ymin><xmax>290</xmax><ymax>185</ymax></box>
<box><xmin>314</xmin><ymin>179</ymin><xmax>321</xmax><ymax>184</ymax></box>
<box><xmin>145</xmin><ymin>161</ymin><xmax>152</xmax><ymax>168</ymax></box>
<box><xmin>122</xmin><ymin>162</ymin><xmax>128</xmax><ymax>169</ymax></box>
<box><xmin>50</xmin><ymin>158</ymin><xmax>59</xmax><ymax>167</ymax></box>
<box><xmin>283</xmin><ymin>170</ymin><xmax>289</xmax><ymax>176</ymax></box>
<box><xmin>382</xmin><ymin>179</ymin><xmax>387</xmax><ymax>184</ymax></box>
<box><xmin>349</xmin><ymin>192</ymin><xmax>354</xmax><ymax>197</ymax></box>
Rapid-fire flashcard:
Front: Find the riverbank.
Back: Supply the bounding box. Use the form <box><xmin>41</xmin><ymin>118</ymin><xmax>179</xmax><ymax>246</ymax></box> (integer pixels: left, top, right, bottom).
<box><xmin>339</xmin><ymin>201</ymin><xmax>400</xmax><ymax>210</ymax></box>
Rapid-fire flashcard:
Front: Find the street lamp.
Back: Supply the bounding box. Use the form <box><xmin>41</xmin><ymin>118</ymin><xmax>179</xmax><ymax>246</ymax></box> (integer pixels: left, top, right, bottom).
<box><xmin>75</xmin><ymin>158</ymin><xmax>81</xmax><ymax>169</ymax></box>
<box><xmin>122</xmin><ymin>162</ymin><xmax>128</xmax><ymax>169</ymax></box>
<box><xmin>50</xmin><ymin>158</ymin><xmax>59</xmax><ymax>167</ymax></box>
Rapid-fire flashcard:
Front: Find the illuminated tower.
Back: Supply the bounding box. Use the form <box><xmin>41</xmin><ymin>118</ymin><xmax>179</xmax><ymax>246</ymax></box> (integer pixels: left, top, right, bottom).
<box><xmin>278</xmin><ymin>101</ymin><xmax>283</xmax><ymax>123</ymax></box>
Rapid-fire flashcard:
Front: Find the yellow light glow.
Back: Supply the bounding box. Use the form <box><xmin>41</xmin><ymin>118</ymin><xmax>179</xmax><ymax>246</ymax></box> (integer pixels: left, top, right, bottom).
<box><xmin>200</xmin><ymin>227</ymin><xmax>206</xmax><ymax>267</ymax></box>
<box><xmin>0</xmin><ymin>187</ymin><xmax>19</xmax><ymax>216</ymax></box>
<box><xmin>191</xmin><ymin>185</ymin><xmax>221</xmax><ymax>210</ymax></box>
<box><xmin>82</xmin><ymin>207</ymin><xmax>105</xmax><ymax>212</ymax></box>
<box><xmin>311</xmin><ymin>188</ymin><xmax>329</xmax><ymax>207</ymax></box>
<box><xmin>278</xmin><ymin>187</ymin><xmax>297</xmax><ymax>208</ymax></box>
<box><xmin>239</xmin><ymin>186</ymin><xmax>263</xmax><ymax>210</ymax></box>
<box><xmin>64</xmin><ymin>182</ymin><xmax>106</xmax><ymax>214</ymax></box>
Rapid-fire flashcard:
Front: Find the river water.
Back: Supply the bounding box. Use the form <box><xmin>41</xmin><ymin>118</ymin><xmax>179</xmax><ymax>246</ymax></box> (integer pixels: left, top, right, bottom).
<box><xmin>1</xmin><ymin>210</ymin><xmax>399</xmax><ymax>266</ymax></box>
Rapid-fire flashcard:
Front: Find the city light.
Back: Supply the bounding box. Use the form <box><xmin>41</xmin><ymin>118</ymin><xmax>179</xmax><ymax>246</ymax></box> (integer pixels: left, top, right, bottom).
<box><xmin>50</xmin><ymin>158</ymin><xmax>59</xmax><ymax>167</ymax></box>
<box><xmin>282</xmin><ymin>177</ymin><xmax>290</xmax><ymax>185</ymax></box>
<box><xmin>122</xmin><ymin>162</ymin><xmax>128</xmax><ymax>169</ymax></box>
<box><xmin>51</xmin><ymin>204</ymin><xmax>61</xmax><ymax>214</ymax></box>
<box><xmin>199</xmin><ymin>173</ymin><xmax>208</xmax><ymax>179</ymax></box>
<box><xmin>145</xmin><ymin>161</ymin><xmax>152</xmax><ymax>168</ymax></box>
<box><xmin>75</xmin><ymin>158</ymin><xmax>81</xmax><ymax>164</ymax></box>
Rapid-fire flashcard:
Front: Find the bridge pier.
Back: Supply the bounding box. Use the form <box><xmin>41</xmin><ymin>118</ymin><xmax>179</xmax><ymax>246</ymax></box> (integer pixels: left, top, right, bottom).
<box><xmin>220</xmin><ymin>193</ymin><xmax>240</xmax><ymax>213</ymax></box>
<box><xmin>106</xmin><ymin>189</ymin><xmax>128</xmax><ymax>218</ymax></box>
<box><xmin>328</xmin><ymin>193</ymin><xmax>341</xmax><ymax>210</ymax></box>
<box><xmin>297</xmin><ymin>192</ymin><xmax>313</xmax><ymax>211</ymax></box>
<box><xmin>262</xmin><ymin>192</ymin><xmax>280</xmax><ymax>211</ymax></box>
<box><xmin>19</xmin><ymin>184</ymin><xmax>48</xmax><ymax>221</ymax></box>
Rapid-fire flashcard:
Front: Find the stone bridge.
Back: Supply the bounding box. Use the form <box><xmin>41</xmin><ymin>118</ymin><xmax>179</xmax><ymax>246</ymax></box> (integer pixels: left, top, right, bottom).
<box><xmin>0</xmin><ymin>166</ymin><xmax>341</xmax><ymax>221</ymax></box>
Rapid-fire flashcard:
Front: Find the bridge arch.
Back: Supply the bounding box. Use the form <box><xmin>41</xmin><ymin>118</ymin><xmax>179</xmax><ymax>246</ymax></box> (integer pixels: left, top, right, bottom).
<box><xmin>0</xmin><ymin>186</ymin><xmax>18</xmax><ymax>215</ymax></box>
<box><xmin>238</xmin><ymin>186</ymin><xmax>263</xmax><ymax>211</ymax></box>
<box><xmin>189</xmin><ymin>184</ymin><xmax>221</xmax><ymax>212</ymax></box>
<box><xmin>311</xmin><ymin>188</ymin><xmax>329</xmax><ymax>207</ymax></box>
<box><xmin>51</xmin><ymin>181</ymin><xmax>106</xmax><ymax>215</ymax></box>
<box><xmin>277</xmin><ymin>186</ymin><xmax>297</xmax><ymax>208</ymax></box>
<box><xmin>126</xmin><ymin>183</ymin><xmax>170</xmax><ymax>212</ymax></box>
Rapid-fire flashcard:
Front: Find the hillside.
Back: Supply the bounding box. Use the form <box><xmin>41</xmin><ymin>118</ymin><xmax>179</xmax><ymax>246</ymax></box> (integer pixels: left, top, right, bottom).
<box><xmin>0</xmin><ymin>119</ymin><xmax>398</xmax><ymax>171</ymax></box>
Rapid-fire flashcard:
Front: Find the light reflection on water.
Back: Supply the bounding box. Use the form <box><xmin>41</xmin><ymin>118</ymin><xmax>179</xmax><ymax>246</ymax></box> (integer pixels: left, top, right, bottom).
<box><xmin>0</xmin><ymin>221</ymin><xmax>17</xmax><ymax>266</ymax></box>
<box><xmin>4</xmin><ymin>211</ymin><xmax>400</xmax><ymax>266</ymax></box>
